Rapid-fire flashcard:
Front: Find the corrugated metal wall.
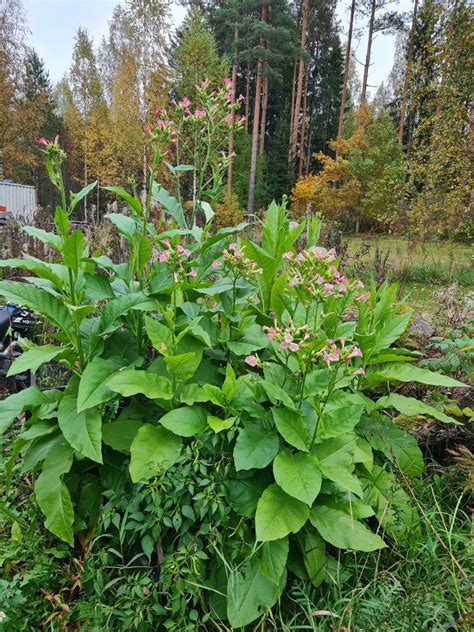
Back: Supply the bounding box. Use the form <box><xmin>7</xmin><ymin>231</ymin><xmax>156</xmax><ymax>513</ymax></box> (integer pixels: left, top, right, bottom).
<box><xmin>0</xmin><ymin>182</ymin><xmax>37</xmax><ymax>222</ymax></box>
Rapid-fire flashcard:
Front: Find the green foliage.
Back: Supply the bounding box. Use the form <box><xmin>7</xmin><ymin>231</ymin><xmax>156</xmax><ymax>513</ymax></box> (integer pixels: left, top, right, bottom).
<box><xmin>0</xmin><ymin>126</ymin><xmax>468</xmax><ymax>628</ymax></box>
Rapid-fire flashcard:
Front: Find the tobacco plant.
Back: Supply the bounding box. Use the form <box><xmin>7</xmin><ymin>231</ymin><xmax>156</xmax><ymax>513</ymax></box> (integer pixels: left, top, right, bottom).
<box><xmin>0</xmin><ymin>86</ymin><xmax>468</xmax><ymax>628</ymax></box>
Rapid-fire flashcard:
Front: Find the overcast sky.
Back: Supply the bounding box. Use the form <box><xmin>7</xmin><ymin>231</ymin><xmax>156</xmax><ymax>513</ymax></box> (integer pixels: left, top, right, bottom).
<box><xmin>24</xmin><ymin>0</ymin><xmax>412</xmax><ymax>97</ymax></box>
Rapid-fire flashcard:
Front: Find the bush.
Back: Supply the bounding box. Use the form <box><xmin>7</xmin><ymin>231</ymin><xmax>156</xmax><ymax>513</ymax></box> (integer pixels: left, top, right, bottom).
<box><xmin>0</xmin><ymin>94</ymin><xmax>469</xmax><ymax>628</ymax></box>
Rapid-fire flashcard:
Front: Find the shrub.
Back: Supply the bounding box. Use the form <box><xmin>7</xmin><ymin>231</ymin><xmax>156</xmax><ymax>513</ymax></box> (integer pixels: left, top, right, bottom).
<box><xmin>0</xmin><ymin>91</ymin><xmax>468</xmax><ymax>628</ymax></box>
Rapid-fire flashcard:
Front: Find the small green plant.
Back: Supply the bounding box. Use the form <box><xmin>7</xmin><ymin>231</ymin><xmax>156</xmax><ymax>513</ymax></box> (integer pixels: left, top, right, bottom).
<box><xmin>0</xmin><ymin>81</ymin><xmax>468</xmax><ymax>628</ymax></box>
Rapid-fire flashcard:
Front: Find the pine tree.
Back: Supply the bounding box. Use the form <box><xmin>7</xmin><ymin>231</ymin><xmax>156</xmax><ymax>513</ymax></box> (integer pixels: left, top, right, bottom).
<box><xmin>0</xmin><ymin>0</ymin><xmax>28</xmax><ymax>180</ymax></box>
<box><xmin>173</xmin><ymin>6</ymin><xmax>228</xmax><ymax>102</ymax></box>
<box><xmin>407</xmin><ymin>0</ymin><xmax>473</xmax><ymax>237</ymax></box>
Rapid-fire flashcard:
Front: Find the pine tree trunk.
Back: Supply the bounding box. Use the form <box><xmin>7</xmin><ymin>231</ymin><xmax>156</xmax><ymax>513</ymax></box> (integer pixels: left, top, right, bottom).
<box><xmin>298</xmin><ymin>64</ymin><xmax>309</xmax><ymax>178</ymax></box>
<box><xmin>361</xmin><ymin>0</ymin><xmax>376</xmax><ymax>106</ymax></box>
<box><xmin>259</xmin><ymin>65</ymin><xmax>268</xmax><ymax>155</ymax></box>
<box><xmin>227</xmin><ymin>24</ymin><xmax>239</xmax><ymax>195</ymax></box>
<box><xmin>337</xmin><ymin>0</ymin><xmax>356</xmax><ymax>149</ymax></box>
<box><xmin>245</xmin><ymin>62</ymin><xmax>251</xmax><ymax>133</ymax></box>
<box><xmin>398</xmin><ymin>0</ymin><xmax>418</xmax><ymax>144</ymax></box>
<box><xmin>288</xmin><ymin>61</ymin><xmax>297</xmax><ymax>163</ymax></box>
<box><xmin>248</xmin><ymin>4</ymin><xmax>268</xmax><ymax>220</ymax></box>
<box><xmin>289</xmin><ymin>0</ymin><xmax>309</xmax><ymax>168</ymax></box>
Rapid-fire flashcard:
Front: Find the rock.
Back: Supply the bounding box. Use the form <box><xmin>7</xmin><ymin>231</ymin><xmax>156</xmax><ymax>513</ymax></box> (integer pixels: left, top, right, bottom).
<box><xmin>410</xmin><ymin>311</ymin><xmax>434</xmax><ymax>338</ymax></box>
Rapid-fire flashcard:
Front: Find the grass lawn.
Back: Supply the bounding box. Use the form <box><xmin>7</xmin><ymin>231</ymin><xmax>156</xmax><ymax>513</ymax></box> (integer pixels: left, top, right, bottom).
<box><xmin>346</xmin><ymin>235</ymin><xmax>472</xmax><ymax>287</ymax></box>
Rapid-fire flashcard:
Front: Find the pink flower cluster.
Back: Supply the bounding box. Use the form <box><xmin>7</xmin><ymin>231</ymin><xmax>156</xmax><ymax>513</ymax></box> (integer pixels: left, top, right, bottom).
<box><xmin>263</xmin><ymin>322</ymin><xmax>311</xmax><ymax>354</ymax></box>
<box><xmin>283</xmin><ymin>247</ymin><xmax>367</xmax><ymax>302</ymax></box>
<box><xmin>158</xmin><ymin>239</ymin><xmax>191</xmax><ymax>264</ymax></box>
<box><xmin>216</xmin><ymin>242</ymin><xmax>263</xmax><ymax>280</ymax></box>
<box><xmin>319</xmin><ymin>337</ymin><xmax>364</xmax><ymax>373</ymax></box>
<box><xmin>146</xmin><ymin>114</ymin><xmax>177</xmax><ymax>147</ymax></box>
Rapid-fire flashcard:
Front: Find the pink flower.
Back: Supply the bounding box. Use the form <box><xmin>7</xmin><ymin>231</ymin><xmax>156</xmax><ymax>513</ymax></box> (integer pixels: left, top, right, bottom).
<box><xmin>225</xmin><ymin>113</ymin><xmax>234</xmax><ymax>124</ymax></box>
<box><xmin>323</xmin><ymin>283</ymin><xmax>334</xmax><ymax>292</ymax></box>
<box><xmin>188</xmin><ymin>269</ymin><xmax>197</xmax><ymax>278</ymax></box>
<box><xmin>349</xmin><ymin>345</ymin><xmax>363</xmax><ymax>358</ymax></box>
<box><xmin>283</xmin><ymin>251</ymin><xmax>294</xmax><ymax>259</ymax></box>
<box><xmin>211</xmin><ymin>260</ymin><xmax>220</xmax><ymax>269</ymax></box>
<box><xmin>194</xmin><ymin>108</ymin><xmax>206</xmax><ymax>118</ymax></box>
<box><xmin>177</xmin><ymin>245</ymin><xmax>191</xmax><ymax>257</ymax></box>
<box><xmin>289</xmin><ymin>342</ymin><xmax>300</xmax><ymax>352</ymax></box>
<box><xmin>245</xmin><ymin>355</ymin><xmax>258</xmax><ymax>367</ymax></box>
<box><xmin>355</xmin><ymin>293</ymin><xmax>367</xmax><ymax>301</ymax></box>
<box><xmin>224</xmin><ymin>77</ymin><xmax>232</xmax><ymax>87</ymax></box>
<box><xmin>315</xmin><ymin>274</ymin><xmax>324</xmax><ymax>285</ymax></box>
<box><xmin>238</xmin><ymin>94</ymin><xmax>245</xmax><ymax>102</ymax></box>
<box><xmin>356</xmin><ymin>280</ymin><xmax>364</xmax><ymax>289</ymax></box>
<box><xmin>322</xmin><ymin>350</ymin><xmax>340</xmax><ymax>363</ymax></box>
<box><xmin>38</xmin><ymin>137</ymin><xmax>48</xmax><ymax>145</ymax></box>
<box><xmin>159</xmin><ymin>252</ymin><xmax>169</xmax><ymax>263</ymax></box>
<box><xmin>284</xmin><ymin>332</ymin><xmax>293</xmax><ymax>344</ymax></box>
<box><xmin>338</xmin><ymin>284</ymin><xmax>348</xmax><ymax>294</ymax></box>
<box><xmin>339</xmin><ymin>336</ymin><xmax>347</xmax><ymax>345</ymax></box>
<box><xmin>202</xmin><ymin>79</ymin><xmax>210</xmax><ymax>89</ymax></box>
<box><xmin>288</xmin><ymin>277</ymin><xmax>300</xmax><ymax>287</ymax></box>
<box><xmin>179</xmin><ymin>96</ymin><xmax>191</xmax><ymax>108</ymax></box>
<box><xmin>229</xmin><ymin>242</ymin><xmax>237</xmax><ymax>251</ymax></box>
<box><xmin>279</xmin><ymin>342</ymin><xmax>289</xmax><ymax>350</ymax></box>
<box><xmin>354</xmin><ymin>368</ymin><xmax>365</xmax><ymax>375</ymax></box>
<box><xmin>263</xmin><ymin>326</ymin><xmax>276</xmax><ymax>341</ymax></box>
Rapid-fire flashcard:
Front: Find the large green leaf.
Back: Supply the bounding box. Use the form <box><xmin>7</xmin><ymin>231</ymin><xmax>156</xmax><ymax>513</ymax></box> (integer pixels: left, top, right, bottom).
<box><xmin>145</xmin><ymin>316</ymin><xmax>173</xmax><ymax>353</ymax></box>
<box><xmin>226</xmin><ymin>471</ymin><xmax>272</xmax><ymax>517</ymax></box>
<box><xmin>164</xmin><ymin>352</ymin><xmax>199</xmax><ymax>381</ymax></box>
<box><xmin>107</xmin><ymin>370</ymin><xmax>173</xmax><ymax>400</ymax></box>
<box><xmin>299</xmin><ymin>527</ymin><xmax>326</xmax><ymax>587</ymax></box>
<box><xmin>98</xmin><ymin>292</ymin><xmax>149</xmax><ymax>335</ymax></box>
<box><xmin>0</xmin><ymin>386</ymin><xmax>57</xmax><ymax>434</ymax></box>
<box><xmin>255</xmin><ymin>484</ymin><xmax>309</xmax><ymax>541</ymax></box>
<box><xmin>233</xmin><ymin>424</ymin><xmax>280</xmax><ymax>471</ymax></box>
<box><xmin>58</xmin><ymin>389</ymin><xmax>102</xmax><ymax>463</ymax></box>
<box><xmin>63</xmin><ymin>229</ymin><xmax>85</xmax><ymax>273</ymax></box>
<box><xmin>272</xmin><ymin>407</ymin><xmax>314</xmax><ymax>452</ymax></box>
<box><xmin>152</xmin><ymin>183</ymin><xmax>186</xmax><ymax>227</ymax></box>
<box><xmin>103</xmin><ymin>186</ymin><xmax>142</xmax><ymax>215</ymax></box>
<box><xmin>310</xmin><ymin>503</ymin><xmax>386</xmax><ymax>551</ymax></box>
<box><xmin>129</xmin><ymin>424</ymin><xmax>182</xmax><ymax>482</ymax></box>
<box><xmin>7</xmin><ymin>343</ymin><xmax>65</xmax><ymax>377</ymax></box>
<box><xmin>367</xmin><ymin>363</ymin><xmax>467</xmax><ymax>388</ymax></box>
<box><xmin>0</xmin><ymin>281</ymin><xmax>72</xmax><ymax>331</ymax></box>
<box><xmin>358</xmin><ymin>415</ymin><xmax>424</xmax><ymax>477</ymax></box>
<box><xmin>371</xmin><ymin>312</ymin><xmax>411</xmax><ymax>354</ymax></box>
<box><xmin>259</xmin><ymin>538</ymin><xmax>289</xmax><ymax>584</ymax></box>
<box><xmin>312</xmin><ymin>434</ymin><xmax>362</xmax><ymax>496</ymax></box>
<box><xmin>317</xmin><ymin>403</ymin><xmax>364</xmax><ymax>439</ymax></box>
<box><xmin>273</xmin><ymin>451</ymin><xmax>322</xmax><ymax>506</ymax></box>
<box><xmin>105</xmin><ymin>212</ymin><xmax>139</xmax><ymax>239</ymax></box>
<box><xmin>102</xmin><ymin>419</ymin><xmax>143</xmax><ymax>453</ymax></box>
<box><xmin>374</xmin><ymin>393</ymin><xmax>459</xmax><ymax>425</ymax></box>
<box><xmin>34</xmin><ymin>443</ymin><xmax>75</xmax><ymax>545</ymax></box>
<box><xmin>77</xmin><ymin>356</ymin><xmax>123</xmax><ymax>412</ymax></box>
<box><xmin>227</xmin><ymin>562</ymin><xmax>281</xmax><ymax>629</ymax></box>
<box><xmin>361</xmin><ymin>465</ymin><xmax>420</xmax><ymax>545</ymax></box>
<box><xmin>23</xmin><ymin>226</ymin><xmax>62</xmax><ymax>250</ymax></box>
<box><xmin>159</xmin><ymin>405</ymin><xmax>207</xmax><ymax>437</ymax></box>
<box><xmin>0</xmin><ymin>256</ymin><xmax>66</xmax><ymax>288</ymax></box>
<box><xmin>70</xmin><ymin>181</ymin><xmax>97</xmax><ymax>213</ymax></box>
